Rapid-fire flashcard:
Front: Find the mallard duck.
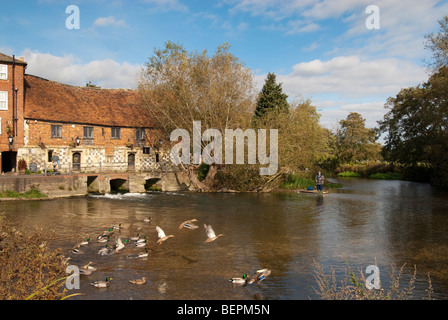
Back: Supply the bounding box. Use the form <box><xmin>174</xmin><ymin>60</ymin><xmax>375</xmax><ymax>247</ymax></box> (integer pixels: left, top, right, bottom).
<box><xmin>79</xmin><ymin>238</ymin><xmax>90</xmax><ymax>246</ymax></box>
<box><xmin>130</xmin><ymin>234</ymin><xmax>140</xmax><ymax>241</ymax></box>
<box><xmin>98</xmin><ymin>244</ymin><xmax>114</xmax><ymax>256</ymax></box>
<box><xmin>129</xmin><ymin>277</ymin><xmax>147</xmax><ymax>285</ymax></box>
<box><xmin>136</xmin><ymin>236</ymin><xmax>147</xmax><ymax>243</ymax></box>
<box><xmin>135</xmin><ymin>238</ymin><xmax>147</xmax><ymax>247</ymax></box>
<box><xmin>179</xmin><ymin>219</ymin><xmax>199</xmax><ymax>230</ymax></box>
<box><xmin>229</xmin><ymin>274</ymin><xmax>248</xmax><ymax>285</ymax></box>
<box><xmin>98</xmin><ymin>236</ymin><xmax>109</xmax><ymax>243</ymax></box>
<box><xmin>127</xmin><ymin>249</ymin><xmax>150</xmax><ymax>259</ymax></box>
<box><xmin>91</xmin><ymin>277</ymin><xmax>112</xmax><ymax>288</ymax></box>
<box><xmin>204</xmin><ymin>224</ymin><xmax>223</xmax><ymax>243</ymax></box>
<box><xmin>115</xmin><ymin>238</ymin><xmax>129</xmax><ymax>253</ymax></box>
<box><xmin>156</xmin><ymin>226</ymin><xmax>174</xmax><ymax>244</ymax></box>
<box><xmin>81</xmin><ymin>261</ymin><xmax>97</xmax><ymax>271</ymax></box>
<box><xmin>71</xmin><ymin>248</ymin><xmax>84</xmax><ymax>255</ymax></box>
<box><xmin>97</xmin><ymin>228</ymin><xmax>114</xmax><ymax>241</ymax></box>
<box><xmin>80</xmin><ymin>262</ymin><xmax>97</xmax><ymax>275</ymax></box>
<box><xmin>247</xmin><ymin>269</ymin><xmax>271</xmax><ymax>284</ymax></box>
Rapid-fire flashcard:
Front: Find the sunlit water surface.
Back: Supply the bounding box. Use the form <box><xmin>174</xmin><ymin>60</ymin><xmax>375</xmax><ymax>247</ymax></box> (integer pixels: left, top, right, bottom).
<box><xmin>2</xmin><ymin>178</ymin><xmax>448</xmax><ymax>300</ymax></box>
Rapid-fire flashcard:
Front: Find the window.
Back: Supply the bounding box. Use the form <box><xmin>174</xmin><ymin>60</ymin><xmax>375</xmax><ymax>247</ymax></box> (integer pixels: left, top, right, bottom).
<box><xmin>143</xmin><ymin>147</ymin><xmax>151</xmax><ymax>155</ymax></box>
<box><xmin>51</xmin><ymin>125</ymin><xmax>62</xmax><ymax>138</ymax></box>
<box><xmin>48</xmin><ymin>150</ymin><xmax>53</xmax><ymax>162</ymax></box>
<box><xmin>0</xmin><ymin>91</ymin><xmax>7</xmax><ymax>110</ymax></box>
<box><xmin>0</xmin><ymin>65</ymin><xmax>7</xmax><ymax>80</ymax></box>
<box><xmin>83</xmin><ymin>126</ymin><xmax>94</xmax><ymax>139</ymax></box>
<box><xmin>111</xmin><ymin>127</ymin><xmax>121</xmax><ymax>139</ymax></box>
<box><xmin>136</xmin><ymin>128</ymin><xmax>145</xmax><ymax>141</ymax></box>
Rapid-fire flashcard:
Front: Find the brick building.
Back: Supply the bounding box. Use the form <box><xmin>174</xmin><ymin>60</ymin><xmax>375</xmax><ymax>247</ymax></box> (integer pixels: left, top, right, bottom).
<box><xmin>0</xmin><ymin>53</ymin><xmax>27</xmax><ymax>173</ymax></box>
<box><xmin>0</xmin><ymin>52</ymin><xmax>166</xmax><ymax>174</ymax></box>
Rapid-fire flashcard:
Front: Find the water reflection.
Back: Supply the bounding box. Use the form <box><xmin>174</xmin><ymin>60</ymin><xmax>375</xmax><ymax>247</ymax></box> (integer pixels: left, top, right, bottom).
<box><xmin>1</xmin><ymin>179</ymin><xmax>448</xmax><ymax>299</ymax></box>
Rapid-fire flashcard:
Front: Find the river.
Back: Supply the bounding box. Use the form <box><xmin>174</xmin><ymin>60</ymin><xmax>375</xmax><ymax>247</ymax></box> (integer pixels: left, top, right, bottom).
<box><xmin>2</xmin><ymin>178</ymin><xmax>448</xmax><ymax>300</ymax></box>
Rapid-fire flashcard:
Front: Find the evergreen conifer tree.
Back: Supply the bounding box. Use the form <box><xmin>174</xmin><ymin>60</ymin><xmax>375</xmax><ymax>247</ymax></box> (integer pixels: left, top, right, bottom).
<box><xmin>254</xmin><ymin>72</ymin><xmax>289</xmax><ymax>119</ymax></box>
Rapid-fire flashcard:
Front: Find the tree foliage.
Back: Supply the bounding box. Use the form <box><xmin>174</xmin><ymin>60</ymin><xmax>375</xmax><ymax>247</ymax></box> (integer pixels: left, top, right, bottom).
<box><xmin>425</xmin><ymin>15</ymin><xmax>448</xmax><ymax>72</ymax></box>
<box><xmin>138</xmin><ymin>41</ymin><xmax>257</xmax><ymax>190</ymax></box>
<box><xmin>254</xmin><ymin>72</ymin><xmax>289</xmax><ymax>120</ymax></box>
<box><xmin>138</xmin><ymin>41</ymin><xmax>256</xmax><ymax>136</ymax></box>
<box><xmin>379</xmin><ymin>15</ymin><xmax>448</xmax><ymax>186</ymax></box>
<box><xmin>378</xmin><ymin>67</ymin><xmax>448</xmax><ymax>185</ymax></box>
<box><xmin>335</xmin><ymin>112</ymin><xmax>382</xmax><ymax>164</ymax></box>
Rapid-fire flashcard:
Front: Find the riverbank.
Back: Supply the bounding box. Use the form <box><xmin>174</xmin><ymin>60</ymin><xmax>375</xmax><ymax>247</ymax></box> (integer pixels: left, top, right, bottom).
<box><xmin>0</xmin><ymin>171</ymin><xmax>194</xmax><ymax>201</ymax></box>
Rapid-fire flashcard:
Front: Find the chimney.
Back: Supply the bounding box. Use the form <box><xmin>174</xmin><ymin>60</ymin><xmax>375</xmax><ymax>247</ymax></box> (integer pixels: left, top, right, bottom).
<box><xmin>20</xmin><ymin>57</ymin><xmax>24</xmax><ymax>61</ymax></box>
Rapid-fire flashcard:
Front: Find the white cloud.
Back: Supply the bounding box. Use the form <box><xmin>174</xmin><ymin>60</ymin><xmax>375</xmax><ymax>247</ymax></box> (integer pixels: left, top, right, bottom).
<box><xmin>255</xmin><ymin>54</ymin><xmax>427</xmax><ymax>129</ymax></box>
<box><xmin>21</xmin><ymin>50</ymin><xmax>141</xmax><ymax>89</ymax></box>
<box><xmin>279</xmin><ymin>55</ymin><xmax>426</xmax><ymax>99</ymax></box>
<box><xmin>93</xmin><ymin>16</ymin><xmax>128</xmax><ymax>28</ymax></box>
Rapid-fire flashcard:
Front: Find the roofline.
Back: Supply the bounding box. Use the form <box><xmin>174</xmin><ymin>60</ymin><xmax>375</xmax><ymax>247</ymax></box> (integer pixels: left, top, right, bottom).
<box><xmin>0</xmin><ymin>53</ymin><xmax>28</xmax><ymax>66</ymax></box>
<box><xmin>24</xmin><ymin>74</ymin><xmax>137</xmax><ymax>91</ymax></box>
<box><xmin>23</xmin><ymin>117</ymin><xmax>154</xmax><ymax>129</ymax></box>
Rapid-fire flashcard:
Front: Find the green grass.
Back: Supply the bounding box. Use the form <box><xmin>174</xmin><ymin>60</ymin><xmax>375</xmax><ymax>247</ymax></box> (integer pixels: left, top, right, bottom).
<box><xmin>0</xmin><ymin>188</ymin><xmax>47</xmax><ymax>199</ymax></box>
<box><xmin>280</xmin><ymin>174</ymin><xmax>342</xmax><ymax>190</ymax></box>
<box><xmin>337</xmin><ymin>171</ymin><xmax>361</xmax><ymax>177</ymax></box>
<box><xmin>281</xmin><ymin>175</ymin><xmax>316</xmax><ymax>190</ymax></box>
<box><xmin>369</xmin><ymin>172</ymin><xmax>403</xmax><ymax>180</ymax></box>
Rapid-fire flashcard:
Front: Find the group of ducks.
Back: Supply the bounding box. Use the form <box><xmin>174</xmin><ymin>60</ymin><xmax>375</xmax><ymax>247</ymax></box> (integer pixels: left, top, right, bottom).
<box><xmin>69</xmin><ymin>217</ymin><xmax>270</xmax><ymax>289</ymax></box>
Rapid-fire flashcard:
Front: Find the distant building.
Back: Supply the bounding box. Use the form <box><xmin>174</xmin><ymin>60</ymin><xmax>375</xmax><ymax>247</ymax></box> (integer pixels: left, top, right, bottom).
<box><xmin>0</xmin><ymin>52</ymin><xmax>166</xmax><ymax>174</ymax></box>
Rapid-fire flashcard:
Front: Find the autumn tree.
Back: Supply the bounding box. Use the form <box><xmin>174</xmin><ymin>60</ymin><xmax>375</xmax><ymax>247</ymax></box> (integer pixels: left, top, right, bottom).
<box><xmin>378</xmin><ymin>67</ymin><xmax>448</xmax><ymax>186</ymax></box>
<box><xmin>336</xmin><ymin>112</ymin><xmax>382</xmax><ymax>164</ymax></box>
<box><xmin>138</xmin><ymin>41</ymin><xmax>257</xmax><ymax>190</ymax></box>
<box><xmin>425</xmin><ymin>15</ymin><xmax>448</xmax><ymax>72</ymax></box>
<box><xmin>378</xmin><ymin>15</ymin><xmax>448</xmax><ymax>186</ymax></box>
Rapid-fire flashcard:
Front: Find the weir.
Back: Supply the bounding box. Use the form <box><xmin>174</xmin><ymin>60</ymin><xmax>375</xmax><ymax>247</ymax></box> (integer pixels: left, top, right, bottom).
<box><xmin>0</xmin><ymin>171</ymin><xmax>194</xmax><ymax>199</ymax></box>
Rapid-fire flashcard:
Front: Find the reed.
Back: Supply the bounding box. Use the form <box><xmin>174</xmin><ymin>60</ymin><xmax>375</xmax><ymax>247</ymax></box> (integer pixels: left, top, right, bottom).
<box><xmin>312</xmin><ymin>260</ymin><xmax>434</xmax><ymax>300</ymax></box>
<box><xmin>0</xmin><ymin>214</ymin><xmax>74</xmax><ymax>300</ymax></box>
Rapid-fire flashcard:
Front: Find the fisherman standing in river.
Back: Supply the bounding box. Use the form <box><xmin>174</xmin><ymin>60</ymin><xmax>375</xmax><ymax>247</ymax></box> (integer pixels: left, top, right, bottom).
<box><xmin>315</xmin><ymin>171</ymin><xmax>325</xmax><ymax>192</ymax></box>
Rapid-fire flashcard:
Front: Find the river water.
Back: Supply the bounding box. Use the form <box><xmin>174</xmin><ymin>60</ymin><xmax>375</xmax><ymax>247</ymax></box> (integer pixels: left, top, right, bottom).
<box><xmin>2</xmin><ymin>178</ymin><xmax>448</xmax><ymax>300</ymax></box>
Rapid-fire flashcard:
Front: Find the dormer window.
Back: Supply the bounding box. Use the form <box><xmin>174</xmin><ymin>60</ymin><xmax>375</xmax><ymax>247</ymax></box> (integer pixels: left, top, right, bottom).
<box><xmin>0</xmin><ymin>65</ymin><xmax>7</xmax><ymax>80</ymax></box>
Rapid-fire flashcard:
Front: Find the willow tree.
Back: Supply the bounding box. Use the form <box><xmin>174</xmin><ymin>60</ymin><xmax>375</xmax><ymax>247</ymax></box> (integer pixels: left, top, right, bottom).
<box><xmin>138</xmin><ymin>41</ymin><xmax>257</xmax><ymax>190</ymax></box>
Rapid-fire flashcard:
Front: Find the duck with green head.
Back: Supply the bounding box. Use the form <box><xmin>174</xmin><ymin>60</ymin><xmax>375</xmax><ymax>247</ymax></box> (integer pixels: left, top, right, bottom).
<box><xmin>98</xmin><ymin>244</ymin><xmax>114</xmax><ymax>256</ymax></box>
<box><xmin>229</xmin><ymin>274</ymin><xmax>248</xmax><ymax>285</ymax></box>
<box><xmin>91</xmin><ymin>277</ymin><xmax>112</xmax><ymax>288</ymax></box>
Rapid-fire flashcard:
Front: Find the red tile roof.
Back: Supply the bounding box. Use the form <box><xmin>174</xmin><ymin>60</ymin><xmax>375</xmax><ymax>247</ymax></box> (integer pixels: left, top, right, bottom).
<box><xmin>24</xmin><ymin>74</ymin><xmax>153</xmax><ymax>128</ymax></box>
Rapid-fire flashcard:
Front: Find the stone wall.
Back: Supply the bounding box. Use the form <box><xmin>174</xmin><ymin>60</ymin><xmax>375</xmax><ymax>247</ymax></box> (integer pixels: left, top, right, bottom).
<box><xmin>0</xmin><ymin>170</ymin><xmax>196</xmax><ymax>199</ymax></box>
<box><xmin>0</xmin><ymin>174</ymin><xmax>88</xmax><ymax>198</ymax></box>
<box><xmin>17</xmin><ymin>145</ymin><xmax>174</xmax><ymax>174</ymax></box>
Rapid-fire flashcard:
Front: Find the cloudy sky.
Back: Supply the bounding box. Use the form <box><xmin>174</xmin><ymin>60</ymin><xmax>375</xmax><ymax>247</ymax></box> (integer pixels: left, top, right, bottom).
<box><xmin>1</xmin><ymin>0</ymin><xmax>447</xmax><ymax>130</ymax></box>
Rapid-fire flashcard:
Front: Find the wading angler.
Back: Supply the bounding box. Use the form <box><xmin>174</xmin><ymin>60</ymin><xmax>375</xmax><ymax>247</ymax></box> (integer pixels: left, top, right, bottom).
<box><xmin>170</xmin><ymin>121</ymin><xmax>278</xmax><ymax>175</ymax></box>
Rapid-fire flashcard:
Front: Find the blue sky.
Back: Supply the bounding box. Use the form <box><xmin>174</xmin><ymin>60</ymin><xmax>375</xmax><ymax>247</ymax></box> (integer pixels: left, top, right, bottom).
<box><xmin>1</xmin><ymin>0</ymin><xmax>448</xmax><ymax>129</ymax></box>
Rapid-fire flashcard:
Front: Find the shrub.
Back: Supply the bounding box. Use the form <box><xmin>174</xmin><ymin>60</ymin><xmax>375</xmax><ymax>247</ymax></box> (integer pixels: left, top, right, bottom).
<box><xmin>337</xmin><ymin>171</ymin><xmax>361</xmax><ymax>177</ymax></box>
<box><xmin>0</xmin><ymin>215</ymin><xmax>69</xmax><ymax>300</ymax></box>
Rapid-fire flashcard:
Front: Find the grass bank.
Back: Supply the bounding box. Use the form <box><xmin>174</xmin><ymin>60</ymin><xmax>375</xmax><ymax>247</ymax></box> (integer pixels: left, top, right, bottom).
<box><xmin>0</xmin><ymin>188</ymin><xmax>47</xmax><ymax>199</ymax></box>
<box><xmin>280</xmin><ymin>173</ymin><xmax>342</xmax><ymax>190</ymax></box>
<box><xmin>337</xmin><ymin>171</ymin><xmax>361</xmax><ymax>178</ymax></box>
